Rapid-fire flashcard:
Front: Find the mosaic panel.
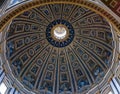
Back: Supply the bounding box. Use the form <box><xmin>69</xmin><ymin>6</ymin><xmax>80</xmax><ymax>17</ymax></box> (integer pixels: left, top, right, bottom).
<box><xmin>101</xmin><ymin>0</ymin><xmax>120</xmax><ymax>17</ymax></box>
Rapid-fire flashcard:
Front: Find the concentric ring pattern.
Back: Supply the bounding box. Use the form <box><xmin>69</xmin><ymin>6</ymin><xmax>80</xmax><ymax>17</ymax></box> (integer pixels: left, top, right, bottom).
<box><xmin>46</xmin><ymin>19</ymin><xmax>75</xmax><ymax>47</ymax></box>
<box><xmin>6</xmin><ymin>4</ymin><xmax>114</xmax><ymax>94</ymax></box>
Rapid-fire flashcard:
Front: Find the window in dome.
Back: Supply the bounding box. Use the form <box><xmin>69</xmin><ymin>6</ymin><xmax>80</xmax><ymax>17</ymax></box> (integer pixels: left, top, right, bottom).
<box><xmin>0</xmin><ymin>82</ymin><xmax>7</xmax><ymax>94</ymax></box>
<box><xmin>8</xmin><ymin>0</ymin><xmax>29</xmax><ymax>8</ymax></box>
<box><xmin>10</xmin><ymin>0</ymin><xmax>20</xmax><ymax>5</ymax></box>
<box><xmin>108</xmin><ymin>91</ymin><xmax>113</xmax><ymax>94</ymax></box>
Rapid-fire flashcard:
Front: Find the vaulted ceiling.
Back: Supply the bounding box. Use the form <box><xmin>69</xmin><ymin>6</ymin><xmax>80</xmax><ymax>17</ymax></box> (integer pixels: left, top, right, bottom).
<box><xmin>5</xmin><ymin>3</ymin><xmax>114</xmax><ymax>94</ymax></box>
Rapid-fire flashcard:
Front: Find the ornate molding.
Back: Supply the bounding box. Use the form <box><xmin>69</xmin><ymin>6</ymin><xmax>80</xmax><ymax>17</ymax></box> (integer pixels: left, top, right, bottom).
<box><xmin>0</xmin><ymin>0</ymin><xmax>119</xmax><ymax>34</ymax></box>
<box><xmin>0</xmin><ymin>0</ymin><xmax>119</xmax><ymax>94</ymax></box>
<box><xmin>108</xmin><ymin>74</ymin><xmax>114</xmax><ymax>83</ymax></box>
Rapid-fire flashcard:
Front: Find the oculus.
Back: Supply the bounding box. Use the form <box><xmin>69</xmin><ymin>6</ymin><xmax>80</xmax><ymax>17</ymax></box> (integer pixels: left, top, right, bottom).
<box><xmin>53</xmin><ymin>24</ymin><xmax>67</xmax><ymax>40</ymax></box>
<box><xmin>46</xmin><ymin>19</ymin><xmax>75</xmax><ymax>47</ymax></box>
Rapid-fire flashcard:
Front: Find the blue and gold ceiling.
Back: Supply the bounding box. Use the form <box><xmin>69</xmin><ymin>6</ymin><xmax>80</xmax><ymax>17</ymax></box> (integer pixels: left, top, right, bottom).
<box><xmin>5</xmin><ymin>3</ymin><xmax>114</xmax><ymax>94</ymax></box>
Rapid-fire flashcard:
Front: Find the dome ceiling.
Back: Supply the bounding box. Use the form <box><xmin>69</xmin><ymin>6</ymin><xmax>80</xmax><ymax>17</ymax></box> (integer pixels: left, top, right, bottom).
<box><xmin>5</xmin><ymin>3</ymin><xmax>114</xmax><ymax>94</ymax></box>
<box><xmin>0</xmin><ymin>0</ymin><xmax>6</xmax><ymax>7</ymax></box>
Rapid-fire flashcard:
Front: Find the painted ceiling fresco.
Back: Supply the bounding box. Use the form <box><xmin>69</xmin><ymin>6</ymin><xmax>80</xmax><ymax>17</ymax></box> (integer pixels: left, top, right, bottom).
<box><xmin>5</xmin><ymin>3</ymin><xmax>114</xmax><ymax>94</ymax></box>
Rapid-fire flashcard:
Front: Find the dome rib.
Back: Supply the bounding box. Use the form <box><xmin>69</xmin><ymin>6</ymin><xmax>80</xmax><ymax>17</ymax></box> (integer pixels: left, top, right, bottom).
<box><xmin>5</xmin><ymin>3</ymin><xmax>114</xmax><ymax>94</ymax></box>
